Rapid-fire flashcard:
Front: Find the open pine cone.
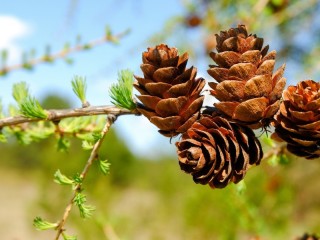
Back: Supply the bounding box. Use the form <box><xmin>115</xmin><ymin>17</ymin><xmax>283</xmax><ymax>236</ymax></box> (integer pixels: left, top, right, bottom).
<box><xmin>134</xmin><ymin>44</ymin><xmax>205</xmax><ymax>137</ymax></box>
<box><xmin>175</xmin><ymin>114</ymin><xmax>263</xmax><ymax>189</ymax></box>
<box><xmin>273</xmin><ymin>80</ymin><xmax>320</xmax><ymax>159</ymax></box>
<box><xmin>207</xmin><ymin>25</ymin><xmax>286</xmax><ymax>129</ymax></box>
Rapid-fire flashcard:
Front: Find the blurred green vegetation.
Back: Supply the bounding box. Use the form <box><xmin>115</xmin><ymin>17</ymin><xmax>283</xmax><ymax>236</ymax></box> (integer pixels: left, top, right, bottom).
<box><xmin>0</xmin><ymin>96</ymin><xmax>319</xmax><ymax>240</ymax></box>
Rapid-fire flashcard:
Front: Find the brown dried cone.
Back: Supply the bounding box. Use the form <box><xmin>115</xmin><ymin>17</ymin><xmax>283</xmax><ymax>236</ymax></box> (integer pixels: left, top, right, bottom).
<box><xmin>134</xmin><ymin>44</ymin><xmax>205</xmax><ymax>137</ymax></box>
<box><xmin>207</xmin><ymin>25</ymin><xmax>286</xmax><ymax>129</ymax></box>
<box><xmin>175</xmin><ymin>114</ymin><xmax>263</xmax><ymax>189</ymax></box>
<box><xmin>272</xmin><ymin>80</ymin><xmax>320</xmax><ymax>159</ymax></box>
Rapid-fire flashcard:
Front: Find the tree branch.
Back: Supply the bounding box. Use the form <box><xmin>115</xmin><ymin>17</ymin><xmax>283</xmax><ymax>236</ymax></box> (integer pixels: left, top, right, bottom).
<box><xmin>0</xmin><ymin>29</ymin><xmax>130</xmax><ymax>76</ymax></box>
<box><xmin>54</xmin><ymin>115</ymin><xmax>116</xmax><ymax>240</ymax></box>
<box><xmin>0</xmin><ymin>105</ymin><xmax>140</xmax><ymax>128</ymax></box>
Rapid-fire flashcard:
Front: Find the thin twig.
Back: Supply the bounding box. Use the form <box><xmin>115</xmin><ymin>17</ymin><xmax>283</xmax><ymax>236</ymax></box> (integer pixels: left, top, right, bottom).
<box><xmin>54</xmin><ymin>115</ymin><xmax>116</xmax><ymax>240</ymax></box>
<box><xmin>0</xmin><ymin>105</ymin><xmax>140</xmax><ymax>128</ymax></box>
<box><xmin>0</xmin><ymin>29</ymin><xmax>130</xmax><ymax>76</ymax></box>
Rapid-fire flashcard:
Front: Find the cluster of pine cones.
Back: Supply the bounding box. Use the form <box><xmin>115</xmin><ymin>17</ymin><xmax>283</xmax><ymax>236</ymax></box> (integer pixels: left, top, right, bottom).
<box><xmin>134</xmin><ymin>25</ymin><xmax>320</xmax><ymax>189</ymax></box>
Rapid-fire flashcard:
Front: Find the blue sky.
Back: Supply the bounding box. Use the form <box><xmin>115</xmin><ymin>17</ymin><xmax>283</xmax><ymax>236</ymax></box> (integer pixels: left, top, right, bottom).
<box><xmin>0</xmin><ymin>0</ymin><xmax>189</xmax><ymax>157</ymax></box>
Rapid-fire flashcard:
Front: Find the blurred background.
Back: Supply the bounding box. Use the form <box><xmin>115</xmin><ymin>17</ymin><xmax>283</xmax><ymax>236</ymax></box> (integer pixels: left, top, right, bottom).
<box><xmin>0</xmin><ymin>0</ymin><xmax>320</xmax><ymax>239</ymax></box>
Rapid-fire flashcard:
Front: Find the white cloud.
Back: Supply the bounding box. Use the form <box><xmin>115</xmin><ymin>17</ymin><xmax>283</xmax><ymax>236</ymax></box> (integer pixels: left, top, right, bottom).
<box><xmin>0</xmin><ymin>15</ymin><xmax>31</xmax><ymax>62</ymax></box>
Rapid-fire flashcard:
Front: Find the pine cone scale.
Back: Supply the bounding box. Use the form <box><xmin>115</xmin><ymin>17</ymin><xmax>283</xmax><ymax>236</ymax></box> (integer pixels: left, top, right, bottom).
<box><xmin>270</xmin><ymin>76</ymin><xmax>286</xmax><ymax>102</ymax></box>
<box><xmin>180</xmin><ymin>96</ymin><xmax>205</xmax><ymax>120</ymax></box>
<box><xmin>233</xmin><ymin>97</ymin><xmax>269</xmax><ymax>122</ymax></box>
<box><xmin>176</xmin><ymin>113</ymin><xmax>200</xmax><ymax>133</ymax></box>
<box><xmin>153</xmin><ymin>67</ymin><xmax>179</xmax><ymax>83</ymax></box>
<box><xmin>239</xmin><ymin>50</ymin><xmax>261</xmax><ymax>64</ymax></box>
<box><xmin>136</xmin><ymin>95</ymin><xmax>161</xmax><ymax>110</ymax></box>
<box><xmin>229</xmin><ymin>63</ymin><xmax>257</xmax><ymax>80</ymax></box>
<box><xmin>155</xmin><ymin>97</ymin><xmax>187</xmax><ymax>117</ymax></box>
<box><xmin>144</xmin><ymin>82</ymin><xmax>172</xmax><ymax>97</ymax></box>
<box><xmin>244</xmin><ymin>75</ymin><xmax>273</xmax><ymax>98</ymax></box>
<box><xmin>150</xmin><ymin>115</ymin><xmax>181</xmax><ymax>131</ymax></box>
<box><xmin>140</xmin><ymin>64</ymin><xmax>157</xmax><ymax>78</ymax></box>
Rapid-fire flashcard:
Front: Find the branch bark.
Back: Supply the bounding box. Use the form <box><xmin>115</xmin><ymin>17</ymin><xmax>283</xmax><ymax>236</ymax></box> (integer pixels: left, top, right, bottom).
<box><xmin>0</xmin><ymin>105</ymin><xmax>140</xmax><ymax>128</ymax></box>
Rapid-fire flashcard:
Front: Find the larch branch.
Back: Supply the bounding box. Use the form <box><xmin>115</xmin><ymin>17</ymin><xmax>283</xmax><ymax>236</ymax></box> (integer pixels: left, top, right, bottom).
<box><xmin>0</xmin><ymin>105</ymin><xmax>140</xmax><ymax>128</ymax></box>
<box><xmin>0</xmin><ymin>29</ymin><xmax>130</xmax><ymax>76</ymax></box>
<box><xmin>54</xmin><ymin>115</ymin><xmax>116</xmax><ymax>240</ymax></box>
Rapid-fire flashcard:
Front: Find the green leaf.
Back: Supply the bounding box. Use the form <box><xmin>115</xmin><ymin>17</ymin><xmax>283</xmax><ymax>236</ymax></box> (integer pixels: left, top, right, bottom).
<box><xmin>43</xmin><ymin>45</ymin><xmax>53</xmax><ymax>62</ymax></box>
<box><xmin>0</xmin><ymin>131</ymin><xmax>6</xmax><ymax>143</ymax></box>
<box><xmin>267</xmin><ymin>154</ymin><xmax>279</xmax><ymax>166</ymax></box>
<box><xmin>54</xmin><ymin>170</ymin><xmax>74</xmax><ymax>185</ymax></box>
<box><xmin>33</xmin><ymin>217</ymin><xmax>58</xmax><ymax>230</ymax></box>
<box><xmin>82</xmin><ymin>140</ymin><xmax>94</xmax><ymax>150</ymax></box>
<box><xmin>71</xmin><ymin>76</ymin><xmax>88</xmax><ymax>106</ymax></box>
<box><xmin>13</xmin><ymin>130</ymin><xmax>32</xmax><ymax>145</ymax></box>
<box><xmin>65</xmin><ymin>58</ymin><xmax>74</xmax><ymax>65</ymax></box>
<box><xmin>12</xmin><ymin>82</ymin><xmax>29</xmax><ymax>104</ymax></box>
<box><xmin>20</xmin><ymin>96</ymin><xmax>48</xmax><ymax>119</ymax></box>
<box><xmin>262</xmin><ymin>135</ymin><xmax>276</xmax><ymax>148</ymax></box>
<box><xmin>235</xmin><ymin>180</ymin><xmax>246</xmax><ymax>195</ymax></box>
<box><xmin>8</xmin><ymin>104</ymin><xmax>19</xmax><ymax>116</ymax></box>
<box><xmin>109</xmin><ymin>69</ymin><xmax>136</xmax><ymax>110</ymax></box>
<box><xmin>62</xmin><ymin>233</ymin><xmax>78</xmax><ymax>240</ymax></box>
<box><xmin>73</xmin><ymin>192</ymin><xmax>95</xmax><ymax>218</ymax></box>
<box><xmin>99</xmin><ymin>159</ymin><xmax>111</xmax><ymax>175</ymax></box>
<box><xmin>92</xmin><ymin>132</ymin><xmax>102</xmax><ymax>141</ymax></box>
<box><xmin>57</xmin><ymin>137</ymin><xmax>70</xmax><ymax>152</ymax></box>
<box><xmin>83</xmin><ymin>44</ymin><xmax>91</xmax><ymax>50</ymax></box>
<box><xmin>28</xmin><ymin>123</ymin><xmax>54</xmax><ymax>141</ymax></box>
<box><xmin>81</xmin><ymin>132</ymin><xmax>102</xmax><ymax>150</ymax></box>
<box><xmin>279</xmin><ymin>153</ymin><xmax>290</xmax><ymax>165</ymax></box>
<box><xmin>72</xmin><ymin>173</ymin><xmax>83</xmax><ymax>185</ymax></box>
<box><xmin>105</xmin><ymin>25</ymin><xmax>112</xmax><ymax>39</ymax></box>
<box><xmin>78</xmin><ymin>132</ymin><xmax>101</xmax><ymax>141</ymax></box>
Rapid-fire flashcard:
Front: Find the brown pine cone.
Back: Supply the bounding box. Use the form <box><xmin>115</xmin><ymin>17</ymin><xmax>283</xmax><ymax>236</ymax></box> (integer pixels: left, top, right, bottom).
<box><xmin>175</xmin><ymin>114</ymin><xmax>263</xmax><ymax>189</ymax></box>
<box><xmin>272</xmin><ymin>80</ymin><xmax>320</xmax><ymax>159</ymax></box>
<box><xmin>207</xmin><ymin>25</ymin><xmax>286</xmax><ymax>129</ymax></box>
<box><xmin>134</xmin><ymin>44</ymin><xmax>205</xmax><ymax>137</ymax></box>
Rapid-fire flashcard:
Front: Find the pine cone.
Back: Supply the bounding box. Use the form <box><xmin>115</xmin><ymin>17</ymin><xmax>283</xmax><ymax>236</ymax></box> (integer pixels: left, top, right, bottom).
<box><xmin>175</xmin><ymin>114</ymin><xmax>263</xmax><ymax>189</ymax></box>
<box><xmin>272</xmin><ymin>80</ymin><xmax>320</xmax><ymax>159</ymax></box>
<box><xmin>134</xmin><ymin>44</ymin><xmax>205</xmax><ymax>137</ymax></box>
<box><xmin>207</xmin><ymin>25</ymin><xmax>286</xmax><ymax>129</ymax></box>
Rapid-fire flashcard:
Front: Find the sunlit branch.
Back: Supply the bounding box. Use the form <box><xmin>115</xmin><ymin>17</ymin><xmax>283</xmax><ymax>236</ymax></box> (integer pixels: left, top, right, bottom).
<box><xmin>0</xmin><ymin>105</ymin><xmax>140</xmax><ymax>128</ymax></box>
